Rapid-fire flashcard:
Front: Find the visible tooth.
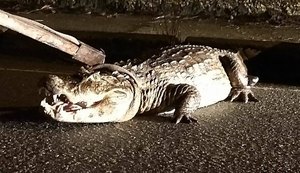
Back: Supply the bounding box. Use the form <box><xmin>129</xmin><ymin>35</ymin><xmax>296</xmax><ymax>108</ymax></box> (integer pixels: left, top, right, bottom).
<box><xmin>53</xmin><ymin>95</ymin><xmax>58</xmax><ymax>102</ymax></box>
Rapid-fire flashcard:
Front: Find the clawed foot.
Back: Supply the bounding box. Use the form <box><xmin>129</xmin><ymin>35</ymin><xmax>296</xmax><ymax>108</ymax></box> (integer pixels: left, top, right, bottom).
<box><xmin>174</xmin><ymin>113</ymin><xmax>197</xmax><ymax>124</ymax></box>
<box><xmin>228</xmin><ymin>88</ymin><xmax>258</xmax><ymax>103</ymax></box>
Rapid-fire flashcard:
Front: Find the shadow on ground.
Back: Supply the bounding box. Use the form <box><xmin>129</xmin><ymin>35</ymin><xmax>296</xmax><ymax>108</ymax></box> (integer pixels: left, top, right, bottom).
<box><xmin>0</xmin><ymin>107</ymin><xmax>50</xmax><ymax>122</ymax></box>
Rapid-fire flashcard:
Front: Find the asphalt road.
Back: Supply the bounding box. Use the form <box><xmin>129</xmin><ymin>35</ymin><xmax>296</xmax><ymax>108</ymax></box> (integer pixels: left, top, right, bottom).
<box><xmin>0</xmin><ymin>63</ymin><xmax>299</xmax><ymax>173</ymax></box>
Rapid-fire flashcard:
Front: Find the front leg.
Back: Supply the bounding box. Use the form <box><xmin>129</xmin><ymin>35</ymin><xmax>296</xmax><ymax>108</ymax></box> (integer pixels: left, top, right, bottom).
<box><xmin>220</xmin><ymin>51</ymin><xmax>259</xmax><ymax>103</ymax></box>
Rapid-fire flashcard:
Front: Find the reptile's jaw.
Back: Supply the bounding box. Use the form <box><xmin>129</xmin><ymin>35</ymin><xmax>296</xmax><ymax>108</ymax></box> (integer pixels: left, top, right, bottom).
<box><xmin>40</xmin><ymin>74</ymin><xmax>136</xmax><ymax>123</ymax></box>
<box><xmin>40</xmin><ymin>94</ymin><xmax>100</xmax><ymax>122</ymax></box>
<box><xmin>41</xmin><ymin>91</ymin><xmax>134</xmax><ymax>123</ymax></box>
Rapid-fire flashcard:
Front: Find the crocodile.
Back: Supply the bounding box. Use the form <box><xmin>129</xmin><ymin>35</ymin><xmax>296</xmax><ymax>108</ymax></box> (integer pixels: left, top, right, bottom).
<box><xmin>40</xmin><ymin>45</ymin><xmax>259</xmax><ymax>123</ymax></box>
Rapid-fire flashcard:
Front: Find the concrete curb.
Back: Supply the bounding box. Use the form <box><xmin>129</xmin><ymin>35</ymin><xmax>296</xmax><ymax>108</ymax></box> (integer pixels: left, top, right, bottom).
<box><xmin>15</xmin><ymin>13</ymin><xmax>300</xmax><ymax>46</ymax></box>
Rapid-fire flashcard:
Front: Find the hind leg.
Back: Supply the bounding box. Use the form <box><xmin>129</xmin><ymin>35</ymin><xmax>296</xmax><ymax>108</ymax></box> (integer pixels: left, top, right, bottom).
<box><xmin>171</xmin><ymin>84</ymin><xmax>201</xmax><ymax>124</ymax></box>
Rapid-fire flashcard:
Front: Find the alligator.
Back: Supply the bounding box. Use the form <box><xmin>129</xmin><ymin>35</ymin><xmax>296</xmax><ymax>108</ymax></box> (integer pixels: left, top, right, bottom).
<box><xmin>40</xmin><ymin>45</ymin><xmax>259</xmax><ymax>123</ymax></box>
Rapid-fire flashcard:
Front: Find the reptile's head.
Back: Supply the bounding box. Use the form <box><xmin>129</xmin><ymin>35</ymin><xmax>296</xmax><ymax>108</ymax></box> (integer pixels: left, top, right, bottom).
<box><xmin>40</xmin><ymin>71</ymin><xmax>140</xmax><ymax>123</ymax></box>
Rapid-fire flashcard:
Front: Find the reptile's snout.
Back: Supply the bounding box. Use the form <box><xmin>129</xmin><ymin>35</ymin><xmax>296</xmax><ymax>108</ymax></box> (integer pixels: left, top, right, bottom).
<box><xmin>45</xmin><ymin>75</ymin><xmax>66</xmax><ymax>94</ymax></box>
<box><xmin>38</xmin><ymin>75</ymin><xmax>55</xmax><ymax>96</ymax></box>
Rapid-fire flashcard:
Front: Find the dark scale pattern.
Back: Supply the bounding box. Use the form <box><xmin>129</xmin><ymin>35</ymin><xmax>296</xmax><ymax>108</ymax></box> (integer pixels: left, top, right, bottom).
<box><xmin>122</xmin><ymin>45</ymin><xmax>245</xmax><ymax>117</ymax></box>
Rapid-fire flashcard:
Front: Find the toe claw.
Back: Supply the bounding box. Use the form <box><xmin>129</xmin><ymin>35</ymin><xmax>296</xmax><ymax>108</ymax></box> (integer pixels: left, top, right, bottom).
<box><xmin>242</xmin><ymin>93</ymin><xmax>248</xmax><ymax>103</ymax></box>
<box><xmin>230</xmin><ymin>92</ymin><xmax>240</xmax><ymax>102</ymax></box>
<box><xmin>249</xmin><ymin>92</ymin><xmax>259</xmax><ymax>102</ymax></box>
<box><xmin>228</xmin><ymin>88</ymin><xmax>258</xmax><ymax>103</ymax></box>
<box><xmin>174</xmin><ymin>114</ymin><xmax>197</xmax><ymax>124</ymax></box>
<box><xmin>187</xmin><ymin>116</ymin><xmax>198</xmax><ymax>123</ymax></box>
<box><xmin>175</xmin><ymin>117</ymin><xmax>182</xmax><ymax>124</ymax></box>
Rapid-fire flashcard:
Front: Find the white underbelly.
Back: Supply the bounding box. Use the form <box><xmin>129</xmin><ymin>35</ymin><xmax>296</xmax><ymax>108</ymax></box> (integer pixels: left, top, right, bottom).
<box><xmin>169</xmin><ymin>69</ymin><xmax>232</xmax><ymax>107</ymax></box>
<box><xmin>197</xmin><ymin>80</ymin><xmax>231</xmax><ymax>107</ymax></box>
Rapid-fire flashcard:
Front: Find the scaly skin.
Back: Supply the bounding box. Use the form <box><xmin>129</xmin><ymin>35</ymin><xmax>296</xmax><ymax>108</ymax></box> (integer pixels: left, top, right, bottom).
<box><xmin>40</xmin><ymin>45</ymin><xmax>259</xmax><ymax>123</ymax></box>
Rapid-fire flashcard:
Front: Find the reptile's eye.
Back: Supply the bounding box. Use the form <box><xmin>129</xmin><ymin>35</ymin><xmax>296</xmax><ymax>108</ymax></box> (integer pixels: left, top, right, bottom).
<box><xmin>58</xmin><ymin>94</ymin><xmax>69</xmax><ymax>102</ymax></box>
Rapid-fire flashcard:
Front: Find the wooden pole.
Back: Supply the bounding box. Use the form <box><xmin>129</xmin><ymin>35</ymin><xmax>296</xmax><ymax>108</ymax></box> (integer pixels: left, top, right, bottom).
<box><xmin>0</xmin><ymin>10</ymin><xmax>105</xmax><ymax>65</ymax></box>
